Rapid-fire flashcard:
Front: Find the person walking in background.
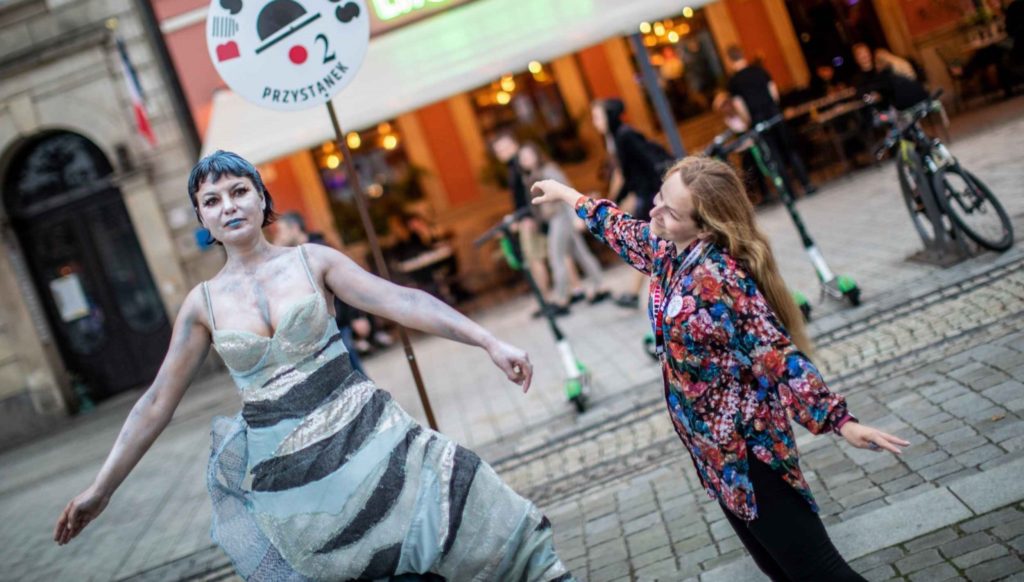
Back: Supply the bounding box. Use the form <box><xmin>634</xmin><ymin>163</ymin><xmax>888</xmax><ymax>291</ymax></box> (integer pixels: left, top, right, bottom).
<box><xmin>273</xmin><ymin>211</ymin><xmax>370</xmax><ymax>375</ymax></box>
<box><xmin>54</xmin><ymin>150</ymin><xmax>572</xmax><ymax>581</ymax></box>
<box><xmin>726</xmin><ymin>45</ymin><xmax>817</xmax><ymax>197</ymax></box>
<box><xmin>518</xmin><ymin>142</ymin><xmax>611</xmax><ymax>311</ymax></box>
<box><xmin>531</xmin><ymin>156</ymin><xmax>908</xmax><ymax>581</ymax></box>
<box><xmin>491</xmin><ymin>131</ymin><xmax>561</xmax><ymax>316</ymax></box>
<box><xmin>591</xmin><ymin>98</ymin><xmax>673</xmax><ymax>309</ymax></box>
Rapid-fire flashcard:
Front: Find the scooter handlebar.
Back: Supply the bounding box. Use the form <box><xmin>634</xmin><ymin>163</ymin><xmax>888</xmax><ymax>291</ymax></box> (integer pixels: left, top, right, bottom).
<box><xmin>473</xmin><ymin>206</ymin><xmax>534</xmax><ymax>247</ymax></box>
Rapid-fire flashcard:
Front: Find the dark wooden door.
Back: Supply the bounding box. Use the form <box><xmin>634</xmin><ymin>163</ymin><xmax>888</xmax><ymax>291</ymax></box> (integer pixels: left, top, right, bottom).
<box><xmin>5</xmin><ymin>132</ymin><xmax>170</xmax><ymax>399</ymax></box>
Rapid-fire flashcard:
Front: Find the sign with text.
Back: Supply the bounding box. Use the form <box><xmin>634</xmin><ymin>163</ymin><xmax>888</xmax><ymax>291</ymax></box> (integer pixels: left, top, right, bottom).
<box><xmin>207</xmin><ymin>0</ymin><xmax>370</xmax><ymax>111</ymax></box>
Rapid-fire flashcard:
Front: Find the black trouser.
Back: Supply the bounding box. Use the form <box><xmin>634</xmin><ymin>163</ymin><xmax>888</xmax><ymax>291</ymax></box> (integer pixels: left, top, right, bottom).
<box><xmin>761</xmin><ymin>123</ymin><xmax>813</xmax><ymax>192</ymax></box>
<box><xmin>720</xmin><ymin>457</ymin><xmax>864</xmax><ymax>581</ymax></box>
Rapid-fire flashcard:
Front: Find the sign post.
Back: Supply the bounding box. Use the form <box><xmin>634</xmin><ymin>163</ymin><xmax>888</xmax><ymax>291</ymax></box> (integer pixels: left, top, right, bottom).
<box><xmin>206</xmin><ymin>0</ymin><xmax>438</xmax><ymax>429</ymax></box>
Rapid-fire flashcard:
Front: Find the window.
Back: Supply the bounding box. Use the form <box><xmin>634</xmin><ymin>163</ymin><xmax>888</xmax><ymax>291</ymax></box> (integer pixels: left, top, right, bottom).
<box><xmin>471</xmin><ymin>63</ymin><xmax>586</xmax><ymax>164</ymax></box>
<box><xmin>312</xmin><ymin>121</ymin><xmax>425</xmax><ymax>244</ymax></box>
<box><xmin>632</xmin><ymin>9</ymin><xmax>728</xmax><ymax>122</ymax></box>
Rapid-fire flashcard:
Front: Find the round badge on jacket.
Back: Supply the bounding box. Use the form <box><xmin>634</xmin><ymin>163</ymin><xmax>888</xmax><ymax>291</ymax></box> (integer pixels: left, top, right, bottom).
<box><xmin>666</xmin><ymin>295</ymin><xmax>684</xmax><ymax>318</ymax></box>
<box><xmin>207</xmin><ymin>0</ymin><xmax>370</xmax><ymax>111</ymax></box>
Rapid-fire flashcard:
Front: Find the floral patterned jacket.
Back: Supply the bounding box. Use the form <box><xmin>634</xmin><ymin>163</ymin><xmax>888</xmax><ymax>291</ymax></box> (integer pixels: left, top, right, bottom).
<box><xmin>576</xmin><ymin>196</ymin><xmax>852</xmax><ymax>520</ymax></box>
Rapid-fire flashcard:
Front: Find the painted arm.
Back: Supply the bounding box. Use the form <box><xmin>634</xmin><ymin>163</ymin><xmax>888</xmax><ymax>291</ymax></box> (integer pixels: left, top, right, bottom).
<box><xmin>55</xmin><ymin>287</ymin><xmax>211</xmax><ymax>545</ymax></box>
<box><xmin>531</xmin><ymin>179</ymin><xmax>658</xmax><ymax>275</ymax></box>
<box><xmin>307</xmin><ymin>244</ymin><xmax>532</xmax><ymax>391</ymax></box>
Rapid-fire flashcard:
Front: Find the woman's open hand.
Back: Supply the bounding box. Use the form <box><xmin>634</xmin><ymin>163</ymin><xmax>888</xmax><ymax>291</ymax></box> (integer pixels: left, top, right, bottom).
<box><xmin>840</xmin><ymin>422</ymin><xmax>910</xmax><ymax>454</ymax></box>
<box><xmin>531</xmin><ymin>180</ymin><xmax>582</xmax><ymax>207</ymax></box>
<box><xmin>487</xmin><ymin>340</ymin><xmax>533</xmax><ymax>393</ymax></box>
<box><xmin>54</xmin><ymin>484</ymin><xmax>110</xmax><ymax>545</ymax></box>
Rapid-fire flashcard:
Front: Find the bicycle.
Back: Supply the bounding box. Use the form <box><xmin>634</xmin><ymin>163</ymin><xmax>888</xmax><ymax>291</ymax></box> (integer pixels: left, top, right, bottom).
<box><xmin>873</xmin><ymin>91</ymin><xmax>1013</xmax><ymax>253</ymax></box>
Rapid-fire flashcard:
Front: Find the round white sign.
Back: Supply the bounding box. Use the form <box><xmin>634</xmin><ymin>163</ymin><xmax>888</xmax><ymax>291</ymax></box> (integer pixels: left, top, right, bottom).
<box><xmin>206</xmin><ymin>0</ymin><xmax>369</xmax><ymax>111</ymax></box>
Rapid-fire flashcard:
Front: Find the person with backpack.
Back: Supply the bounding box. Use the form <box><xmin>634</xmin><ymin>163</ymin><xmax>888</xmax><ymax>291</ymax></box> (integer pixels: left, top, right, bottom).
<box><xmin>591</xmin><ymin>98</ymin><xmax>674</xmax><ymax>308</ymax></box>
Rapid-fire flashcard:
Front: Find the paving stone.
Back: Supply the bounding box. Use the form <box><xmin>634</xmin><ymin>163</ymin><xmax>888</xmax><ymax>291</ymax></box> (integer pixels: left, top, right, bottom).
<box><xmin>939</xmin><ymin>532</ymin><xmax>996</xmax><ymax>558</ymax></box>
<box><xmin>895</xmin><ymin>549</ymin><xmax>944</xmax><ymax>574</ymax></box>
<box><xmin>850</xmin><ymin>547</ymin><xmax>906</xmax><ymax>573</ymax></box>
<box><xmin>907</xmin><ymin>562</ymin><xmax>959</xmax><ymax>582</ymax></box>
<box><xmin>958</xmin><ymin>506</ymin><xmax>1024</xmax><ymax>534</ymax></box>
<box><xmin>904</xmin><ymin>527</ymin><xmax>960</xmax><ymax>553</ymax></box>
<box><xmin>952</xmin><ymin>544</ymin><xmax>1009</xmax><ymax>569</ymax></box>
<box><xmin>861</xmin><ymin>564</ymin><xmax>896</xmax><ymax>582</ymax></box>
<box><xmin>962</xmin><ymin>555</ymin><xmax>1024</xmax><ymax>582</ymax></box>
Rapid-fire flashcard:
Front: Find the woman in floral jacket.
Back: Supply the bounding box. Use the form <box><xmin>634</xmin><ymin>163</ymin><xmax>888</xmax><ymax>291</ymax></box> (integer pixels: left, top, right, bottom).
<box><xmin>531</xmin><ymin>157</ymin><xmax>908</xmax><ymax>580</ymax></box>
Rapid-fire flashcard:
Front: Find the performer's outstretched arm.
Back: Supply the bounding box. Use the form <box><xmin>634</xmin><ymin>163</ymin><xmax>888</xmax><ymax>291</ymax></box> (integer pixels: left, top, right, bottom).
<box><xmin>306</xmin><ymin>244</ymin><xmax>533</xmax><ymax>391</ymax></box>
<box><xmin>55</xmin><ymin>286</ymin><xmax>212</xmax><ymax>545</ymax></box>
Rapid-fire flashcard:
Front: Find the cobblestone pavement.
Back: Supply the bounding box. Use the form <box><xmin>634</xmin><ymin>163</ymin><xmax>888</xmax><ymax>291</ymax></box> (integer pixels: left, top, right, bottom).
<box><xmin>1</xmin><ymin>100</ymin><xmax>1022</xmax><ymax>581</ymax></box>
<box><xmin>502</xmin><ymin>251</ymin><xmax>1024</xmax><ymax>581</ymax></box>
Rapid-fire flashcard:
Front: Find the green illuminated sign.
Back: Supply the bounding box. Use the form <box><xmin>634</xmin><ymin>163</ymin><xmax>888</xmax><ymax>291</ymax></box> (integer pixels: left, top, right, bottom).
<box><xmin>371</xmin><ymin>0</ymin><xmax>453</xmax><ymax>21</ymax></box>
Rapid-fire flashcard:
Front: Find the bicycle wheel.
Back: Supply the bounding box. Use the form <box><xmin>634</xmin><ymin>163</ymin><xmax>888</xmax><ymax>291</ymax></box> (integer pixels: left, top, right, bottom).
<box><xmin>897</xmin><ymin>151</ymin><xmax>940</xmax><ymax>246</ymax></box>
<box><xmin>934</xmin><ymin>167</ymin><xmax>1014</xmax><ymax>252</ymax></box>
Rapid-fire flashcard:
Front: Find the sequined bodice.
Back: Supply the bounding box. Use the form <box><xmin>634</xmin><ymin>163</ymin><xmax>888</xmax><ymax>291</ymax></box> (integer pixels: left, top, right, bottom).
<box><xmin>212</xmin><ymin>292</ymin><xmax>330</xmax><ymax>378</ymax></box>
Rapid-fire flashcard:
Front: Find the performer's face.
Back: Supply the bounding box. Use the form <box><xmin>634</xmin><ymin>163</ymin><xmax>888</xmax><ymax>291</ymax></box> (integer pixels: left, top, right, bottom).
<box><xmin>196</xmin><ymin>174</ymin><xmax>265</xmax><ymax>244</ymax></box>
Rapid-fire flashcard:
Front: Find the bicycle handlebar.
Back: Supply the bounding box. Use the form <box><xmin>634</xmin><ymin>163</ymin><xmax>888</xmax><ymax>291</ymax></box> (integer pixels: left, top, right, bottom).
<box><xmin>871</xmin><ymin>90</ymin><xmax>944</xmax><ymax>159</ymax></box>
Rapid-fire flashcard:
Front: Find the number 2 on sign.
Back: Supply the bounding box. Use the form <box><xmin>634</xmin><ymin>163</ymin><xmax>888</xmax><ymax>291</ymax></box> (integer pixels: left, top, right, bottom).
<box><xmin>315</xmin><ymin>34</ymin><xmax>336</xmax><ymax>63</ymax></box>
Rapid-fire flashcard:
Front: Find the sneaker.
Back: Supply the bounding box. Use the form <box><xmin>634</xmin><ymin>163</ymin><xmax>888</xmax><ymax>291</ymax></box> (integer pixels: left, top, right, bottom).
<box><xmin>588</xmin><ymin>290</ymin><xmax>612</xmax><ymax>304</ymax></box>
<box><xmin>570</xmin><ymin>290</ymin><xmax>586</xmax><ymax>304</ymax></box>
<box><xmin>614</xmin><ymin>294</ymin><xmax>640</xmax><ymax>308</ymax></box>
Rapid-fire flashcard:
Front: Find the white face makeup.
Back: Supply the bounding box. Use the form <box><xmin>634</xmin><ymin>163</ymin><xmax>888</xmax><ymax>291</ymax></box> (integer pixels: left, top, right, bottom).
<box><xmin>196</xmin><ymin>174</ymin><xmax>266</xmax><ymax>244</ymax></box>
<box><xmin>650</xmin><ymin>174</ymin><xmax>702</xmax><ymax>245</ymax></box>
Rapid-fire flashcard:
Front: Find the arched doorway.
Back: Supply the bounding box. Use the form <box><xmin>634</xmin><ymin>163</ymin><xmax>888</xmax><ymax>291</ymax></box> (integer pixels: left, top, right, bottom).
<box><xmin>3</xmin><ymin>131</ymin><xmax>171</xmax><ymax>401</ymax></box>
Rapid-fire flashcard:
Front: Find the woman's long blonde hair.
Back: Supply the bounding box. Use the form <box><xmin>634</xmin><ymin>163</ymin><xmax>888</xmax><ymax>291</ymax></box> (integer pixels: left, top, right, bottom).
<box><xmin>666</xmin><ymin>156</ymin><xmax>813</xmax><ymax>354</ymax></box>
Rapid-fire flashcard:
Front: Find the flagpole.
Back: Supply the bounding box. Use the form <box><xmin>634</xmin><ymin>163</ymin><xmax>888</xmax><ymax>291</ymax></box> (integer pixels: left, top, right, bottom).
<box><xmin>326</xmin><ymin>100</ymin><xmax>438</xmax><ymax>431</ymax></box>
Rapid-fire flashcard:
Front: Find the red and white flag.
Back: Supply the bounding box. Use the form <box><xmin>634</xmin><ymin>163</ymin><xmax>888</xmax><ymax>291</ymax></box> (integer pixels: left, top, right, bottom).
<box><xmin>115</xmin><ymin>36</ymin><xmax>157</xmax><ymax>146</ymax></box>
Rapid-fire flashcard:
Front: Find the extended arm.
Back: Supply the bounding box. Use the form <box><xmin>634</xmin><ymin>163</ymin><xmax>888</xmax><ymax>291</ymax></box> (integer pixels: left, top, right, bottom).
<box><xmin>532</xmin><ymin>179</ymin><xmax>659</xmax><ymax>275</ymax></box>
<box><xmin>307</xmin><ymin>245</ymin><xmax>532</xmax><ymax>390</ymax></box>
<box><xmin>711</xmin><ymin>262</ymin><xmax>907</xmax><ymax>452</ymax></box>
<box><xmin>55</xmin><ymin>287</ymin><xmax>212</xmax><ymax>545</ymax></box>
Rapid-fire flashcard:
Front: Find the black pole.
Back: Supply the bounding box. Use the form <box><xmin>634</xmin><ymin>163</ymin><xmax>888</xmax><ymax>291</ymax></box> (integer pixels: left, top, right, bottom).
<box><xmin>326</xmin><ymin>101</ymin><xmax>439</xmax><ymax>431</ymax></box>
<box><xmin>629</xmin><ymin>32</ymin><xmax>686</xmax><ymax>158</ymax></box>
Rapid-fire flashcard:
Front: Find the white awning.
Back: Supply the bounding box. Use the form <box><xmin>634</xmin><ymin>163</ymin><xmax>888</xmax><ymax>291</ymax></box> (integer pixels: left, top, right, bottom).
<box><xmin>202</xmin><ymin>0</ymin><xmax>701</xmax><ymax>164</ymax></box>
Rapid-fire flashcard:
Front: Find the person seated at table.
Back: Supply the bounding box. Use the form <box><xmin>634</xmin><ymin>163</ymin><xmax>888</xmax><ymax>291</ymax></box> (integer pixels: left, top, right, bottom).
<box><xmin>852</xmin><ymin>42</ymin><xmax>929</xmax><ymax>110</ymax></box>
<box><xmin>809</xmin><ymin>64</ymin><xmax>846</xmax><ymax>99</ymax></box>
<box><xmin>385</xmin><ymin>213</ymin><xmax>467</xmax><ymax>305</ymax></box>
<box><xmin>874</xmin><ymin>48</ymin><xmax>917</xmax><ymax>82</ymax></box>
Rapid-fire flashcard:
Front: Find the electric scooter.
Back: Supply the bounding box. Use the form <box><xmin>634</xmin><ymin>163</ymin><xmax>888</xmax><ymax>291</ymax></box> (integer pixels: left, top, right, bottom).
<box><xmin>475</xmin><ymin>208</ymin><xmax>591</xmax><ymax>413</ymax></box>
<box><xmin>707</xmin><ymin>115</ymin><xmax>861</xmax><ymax>319</ymax></box>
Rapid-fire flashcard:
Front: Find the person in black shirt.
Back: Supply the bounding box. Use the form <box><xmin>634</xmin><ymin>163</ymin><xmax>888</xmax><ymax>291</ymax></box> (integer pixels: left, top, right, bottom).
<box><xmin>591</xmin><ymin>98</ymin><xmax>674</xmax><ymax>308</ymax></box>
<box><xmin>726</xmin><ymin>45</ymin><xmax>817</xmax><ymax>197</ymax></box>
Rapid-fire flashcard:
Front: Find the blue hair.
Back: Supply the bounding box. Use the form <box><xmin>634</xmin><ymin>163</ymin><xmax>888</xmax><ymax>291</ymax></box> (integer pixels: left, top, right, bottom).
<box><xmin>187</xmin><ymin>150</ymin><xmax>277</xmax><ymax>228</ymax></box>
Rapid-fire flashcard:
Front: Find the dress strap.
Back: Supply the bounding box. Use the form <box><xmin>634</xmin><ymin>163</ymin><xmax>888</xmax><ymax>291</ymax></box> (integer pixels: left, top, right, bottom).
<box><xmin>297</xmin><ymin>245</ymin><xmax>320</xmax><ymax>296</ymax></box>
<box><xmin>202</xmin><ymin>282</ymin><xmax>218</xmax><ymax>331</ymax></box>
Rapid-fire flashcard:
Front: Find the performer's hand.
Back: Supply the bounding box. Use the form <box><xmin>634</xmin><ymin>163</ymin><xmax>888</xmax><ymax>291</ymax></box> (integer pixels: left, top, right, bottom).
<box><xmin>54</xmin><ymin>484</ymin><xmax>110</xmax><ymax>545</ymax></box>
<box><xmin>487</xmin><ymin>341</ymin><xmax>533</xmax><ymax>393</ymax></box>
<box><xmin>840</xmin><ymin>422</ymin><xmax>909</xmax><ymax>454</ymax></box>
<box><xmin>531</xmin><ymin>180</ymin><xmax>582</xmax><ymax>207</ymax></box>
